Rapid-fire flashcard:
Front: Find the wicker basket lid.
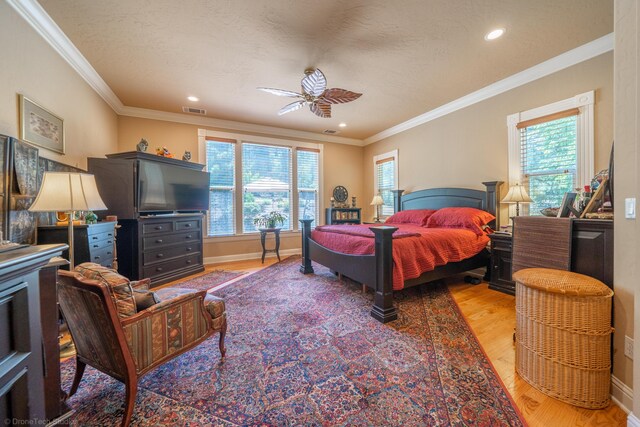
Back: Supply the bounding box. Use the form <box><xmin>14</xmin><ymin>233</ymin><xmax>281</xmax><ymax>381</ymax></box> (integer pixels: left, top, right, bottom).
<box><xmin>513</xmin><ymin>268</ymin><xmax>613</xmax><ymax>297</ymax></box>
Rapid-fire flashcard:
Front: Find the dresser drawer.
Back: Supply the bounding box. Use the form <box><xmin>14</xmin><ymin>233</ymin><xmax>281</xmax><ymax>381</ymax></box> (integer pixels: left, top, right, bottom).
<box><xmin>176</xmin><ymin>219</ymin><xmax>200</xmax><ymax>231</ymax></box>
<box><xmin>143</xmin><ymin>254</ymin><xmax>201</xmax><ymax>278</ymax></box>
<box><xmin>143</xmin><ymin>244</ymin><xmax>201</xmax><ymax>266</ymax></box>
<box><xmin>142</xmin><ymin>221</ymin><xmax>174</xmax><ymax>235</ymax></box>
<box><xmin>143</xmin><ymin>231</ymin><xmax>200</xmax><ymax>249</ymax></box>
<box><xmin>89</xmin><ymin>245</ymin><xmax>114</xmax><ymax>265</ymax></box>
<box><xmin>88</xmin><ymin>230</ymin><xmax>115</xmax><ymax>244</ymax></box>
<box><xmin>88</xmin><ymin>236</ymin><xmax>114</xmax><ymax>251</ymax></box>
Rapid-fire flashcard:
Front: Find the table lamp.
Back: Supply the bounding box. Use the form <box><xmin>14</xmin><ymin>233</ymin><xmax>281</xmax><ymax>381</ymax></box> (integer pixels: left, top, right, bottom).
<box><xmin>370</xmin><ymin>194</ymin><xmax>384</xmax><ymax>222</ymax></box>
<box><xmin>501</xmin><ymin>183</ymin><xmax>533</xmax><ymax>217</ymax></box>
<box><xmin>29</xmin><ymin>172</ymin><xmax>107</xmax><ymax>269</ymax></box>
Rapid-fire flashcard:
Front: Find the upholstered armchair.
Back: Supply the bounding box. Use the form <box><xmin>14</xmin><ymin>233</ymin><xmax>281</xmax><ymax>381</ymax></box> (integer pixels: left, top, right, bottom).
<box><xmin>57</xmin><ymin>263</ymin><xmax>226</xmax><ymax>427</ymax></box>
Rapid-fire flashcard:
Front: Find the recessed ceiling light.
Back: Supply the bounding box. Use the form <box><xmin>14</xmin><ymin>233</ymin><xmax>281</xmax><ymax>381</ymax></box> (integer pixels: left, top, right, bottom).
<box><xmin>484</xmin><ymin>28</ymin><xmax>505</xmax><ymax>41</ymax></box>
<box><xmin>339</xmin><ymin>123</ymin><xmax>347</xmax><ymax>128</ymax></box>
<box><xmin>187</xmin><ymin>96</ymin><xmax>199</xmax><ymax>102</ymax></box>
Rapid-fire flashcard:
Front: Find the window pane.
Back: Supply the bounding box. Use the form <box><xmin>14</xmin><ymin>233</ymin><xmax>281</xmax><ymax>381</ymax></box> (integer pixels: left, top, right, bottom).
<box><xmin>297</xmin><ymin>150</ymin><xmax>319</xmax><ymax>226</ymax></box>
<box><xmin>206</xmin><ymin>140</ymin><xmax>235</xmax><ymax>236</ymax></box>
<box><xmin>209</xmin><ymin>189</ymin><xmax>234</xmax><ymax>235</ymax></box>
<box><xmin>521</xmin><ymin>116</ymin><xmax>577</xmax><ymax>215</ymax></box>
<box><xmin>376</xmin><ymin>159</ymin><xmax>395</xmax><ymax>216</ymax></box>
<box><xmin>242</xmin><ymin>143</ymin><xmax>292</xmax><ymax>232</ymax></box>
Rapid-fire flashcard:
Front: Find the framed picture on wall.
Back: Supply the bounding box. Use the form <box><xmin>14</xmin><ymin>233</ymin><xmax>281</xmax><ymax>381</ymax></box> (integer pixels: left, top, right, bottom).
<box><xmin>18</xmin><ymin>94</ymin><xmax>65</xmax><ymax>154</ymax></box>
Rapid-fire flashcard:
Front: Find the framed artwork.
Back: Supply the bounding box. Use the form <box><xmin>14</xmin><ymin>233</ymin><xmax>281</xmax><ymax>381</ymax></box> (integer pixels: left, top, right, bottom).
<box><xmin>19</xmin><ymin>94</ymin><xmax>65</xmax><ymax>154</ymax></box>
<box><xmin>557</xmin><ymin>192</ymin><xmax>577</xmax><ymax>218</ymax></box>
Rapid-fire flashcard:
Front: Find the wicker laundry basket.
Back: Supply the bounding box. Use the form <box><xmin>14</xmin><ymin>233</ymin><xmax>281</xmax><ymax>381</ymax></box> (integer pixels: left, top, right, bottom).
<box><xmin>513</xmin><ymin>268</ymin><xmax>613</xmax><ymax>409</ymax></box>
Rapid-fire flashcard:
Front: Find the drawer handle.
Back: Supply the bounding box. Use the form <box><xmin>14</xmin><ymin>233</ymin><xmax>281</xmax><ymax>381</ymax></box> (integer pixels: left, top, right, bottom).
<box><xmin>94</xmin><ymin>256</ymin><xmax>100</xmax><ymax>260</ymax></box>
<box><xmin>107</xmin><ymin>251</ymin><xmax>112</xmax><ymax>255</ymax></box>
<box><xmin>93</xmin><ymin>244</ymin><xmax>100</xmax><ymax>248</ymax></box>
<box><xmin>155</xmin><ymin>226</ymin><xmax>163</xmax><ymax>230</ymax></box>
<box><xmin>156</xmin><ymin>239</ymin><xmax>163</xmax><ymax>243</ymax></box>
<box><xmin>107</xmin><ymin>240</ymin><xmax>113</xmax><ymax>245</ymax></box>
<box><xmin>186</xmin><ymin>260</ymin><xmax>192</xmax><ymax>264</ymax></box>
<box><xmin>92</xmin><ymin>236</ymin><xmax>98</xmax><ymax>240</ymax></box>
<box><xmin>108</xmin><ymin>233</ymin><xmax>113</xmax><ymax>237</ymax></box>
<box><xmin>157</xmin><ymin>253</ymin><xmax>164</xmax><ymax>258</ymax></box>
<box><xmin>156</xmin><ymin>267</ymin><xmax>163</xmax><ymax>272</ymax></box>
<box><xmin>185</xmin><ymin>223</ymin><xmax>192</xmax><ymax>228</ymax></box>
<box><xmin>186</xmin><ymin>235</ymin><xmax>192</xmax><ymax>239</ymax></box>
<box><xmin>186</xmin><ymin>247</ymin><xmax>192</xmax><ymax>251</ymax></box>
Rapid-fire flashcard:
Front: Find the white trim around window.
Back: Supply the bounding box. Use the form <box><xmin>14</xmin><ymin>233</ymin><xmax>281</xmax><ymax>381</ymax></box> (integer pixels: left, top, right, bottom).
<box><xmin>198</xmin><ymin>129</ymin><xmax>324</xmax><ymax>239</ymax></box>
<box><xmin>506</xmin><ymin>91</ymin><xmax>594</xmax><ymax>216</ymax></box>
<box><xmin>373</xmin><ymin>149</ymin><xmax>398</xmax><ymax>217</ymax></box>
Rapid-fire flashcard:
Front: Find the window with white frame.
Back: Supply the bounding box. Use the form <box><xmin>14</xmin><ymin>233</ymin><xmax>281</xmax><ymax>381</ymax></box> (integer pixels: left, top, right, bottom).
<box><xmin>202</xmin><ymin>130</ymin><xmax>321</xmax><ymax>236</ymax></box>
<box><xmin>373</xmin><ymin>150</ymin><xmax>398</xmax><ymax>217</ymax></box>
<box><xmin>507</xmin><ymin>91</ymin><xmax>594</xmax><ymax>216</ymax></box>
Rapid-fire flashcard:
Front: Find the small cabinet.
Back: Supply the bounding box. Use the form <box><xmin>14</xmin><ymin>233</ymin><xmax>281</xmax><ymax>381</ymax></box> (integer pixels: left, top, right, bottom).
<box><xmin>325</xmin><ymin>208</ymin><xmax>361</xmax><ymax>225</ymax></box>
<box><xmin>488</xmin><ymin>233</ymin><xmax>515</xmax><ymax>295</ymax></box>
<box><xmin>37</xmin><ymin>221</ymin><xmax>117</xmax><ymax>269</ymax></box>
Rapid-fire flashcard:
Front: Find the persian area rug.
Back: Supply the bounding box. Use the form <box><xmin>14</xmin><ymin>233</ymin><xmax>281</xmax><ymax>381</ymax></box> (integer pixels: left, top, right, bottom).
<box><xmin>61</xmin><ymin>256</ymin><xmax>524</xmax><ymax>426</ymax></box>
<box><xmin>161</xmin><ymin>269</ymin><xmax>246</xmax><ymax>292</ymax></box>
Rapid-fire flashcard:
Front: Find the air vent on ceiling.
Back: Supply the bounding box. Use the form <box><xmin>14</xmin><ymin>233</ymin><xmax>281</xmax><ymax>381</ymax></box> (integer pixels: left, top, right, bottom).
<box><xmin>323</xmin><ymin>129</ymin><xmax>340</xmax><ymax>135</ymax></box>
<box><xmin>182</xmin><ymin>106</ymin><xmax>206</xmax><ymax>115</ymax></box>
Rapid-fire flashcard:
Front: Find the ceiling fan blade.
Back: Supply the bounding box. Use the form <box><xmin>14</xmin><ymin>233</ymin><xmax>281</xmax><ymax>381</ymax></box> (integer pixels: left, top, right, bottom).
<box><xmin>278</xmin><ymin>100</ymin><xmax>305</xmax><ymax>115</ymax></box>
<box><xmin>320</xmin><ymin>88</ymin><xmax>363</xmax><ymax>104</ymax></box>
<box><xmin>310</xmin><ymin>102</ymin><xmax>331</xmax><ymax>118</ymax></box>
<box><xmin>257</xmin><ymin>87</ymin><xmax>302</xmax><ymax>97</ymax></box>
<box><xmin>301</xmin><ymin>69</ymin><xmax>327</xmax><ymax>97</ymax></box>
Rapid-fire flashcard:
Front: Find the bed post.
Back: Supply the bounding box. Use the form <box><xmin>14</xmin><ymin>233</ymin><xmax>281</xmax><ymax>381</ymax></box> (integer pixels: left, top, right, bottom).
<box><xmin>299</xmin><ymin>219</ymin><xmax>314</xmax><ymax>274</ymax></box>
<box><xmin>482</xmin><ymin>181</ymin><xmax>502</xmax><ymax>229</ymax></box>
<box><xmin>370</xmin><ymin>226</ymin><xmax>398</xmax><ymax>323</ymax></box>
<box><xmin>392</xmin><ymin>189</ymin><xmax>404</xmax><ymax>213</ymax></box>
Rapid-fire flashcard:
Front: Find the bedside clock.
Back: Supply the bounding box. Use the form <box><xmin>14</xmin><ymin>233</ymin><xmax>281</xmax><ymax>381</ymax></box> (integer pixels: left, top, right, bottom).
<box><xmin>333</xmin><ymin>185</ymin><xmax>348</xmax><ymax>203</ymax></box>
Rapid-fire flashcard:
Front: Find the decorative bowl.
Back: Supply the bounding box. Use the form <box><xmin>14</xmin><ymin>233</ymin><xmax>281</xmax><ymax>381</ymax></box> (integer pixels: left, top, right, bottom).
<box><xmin>540</xmin><ymin>207</ymin><xmax>560</xmax><ymax>217</ymax></box>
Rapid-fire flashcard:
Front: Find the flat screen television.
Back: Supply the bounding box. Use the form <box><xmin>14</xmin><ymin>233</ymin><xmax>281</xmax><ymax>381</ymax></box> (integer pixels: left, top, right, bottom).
<box><xmin>138</xmin><ymin>160</ymin><xmax>210</xmax><ymax>212</ymax></box>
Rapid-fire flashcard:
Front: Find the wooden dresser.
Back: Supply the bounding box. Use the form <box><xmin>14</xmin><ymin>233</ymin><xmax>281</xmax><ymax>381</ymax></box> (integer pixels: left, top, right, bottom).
<box><xmin>117</xmin><ymin>214</ymin><xmax>204</xmax><ymax>287</ymax></box>
<box><xmin>37</xmin><ymin>221</ymin><xmax>117</xmax><ymax>269</ymax></box>
<box><xmin>488</xmin><ymin>219</ymin><xmax>613</xmax><ymax>294</ymax></box>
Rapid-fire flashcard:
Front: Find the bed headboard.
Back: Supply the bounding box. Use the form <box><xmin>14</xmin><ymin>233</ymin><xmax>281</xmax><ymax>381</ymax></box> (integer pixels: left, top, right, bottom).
<box><xmin>392</xmin><ymin>181</ymin><xmax>502</xmax><ymax>229</ymax></box>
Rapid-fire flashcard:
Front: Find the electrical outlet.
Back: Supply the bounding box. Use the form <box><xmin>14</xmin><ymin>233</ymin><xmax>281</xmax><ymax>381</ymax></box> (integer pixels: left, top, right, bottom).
<box><xmin>625</xmin><ymin>336</ymin><xmax>634</xmax><ymax>359</ymax></box>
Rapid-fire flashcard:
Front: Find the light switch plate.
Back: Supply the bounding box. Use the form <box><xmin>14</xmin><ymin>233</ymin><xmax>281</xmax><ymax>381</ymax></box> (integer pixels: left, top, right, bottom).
<box><xmin>625</xmin><ymin>198</ymin><xmax>636</xmax><ymax>219</ymax></box>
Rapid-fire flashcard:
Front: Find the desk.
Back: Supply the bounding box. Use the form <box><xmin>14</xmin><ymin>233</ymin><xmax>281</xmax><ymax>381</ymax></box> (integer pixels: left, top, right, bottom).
<box><xmin>259</xmin><ymin>228</ymin><xmax>281</xmax><ymax>263</ymax></box>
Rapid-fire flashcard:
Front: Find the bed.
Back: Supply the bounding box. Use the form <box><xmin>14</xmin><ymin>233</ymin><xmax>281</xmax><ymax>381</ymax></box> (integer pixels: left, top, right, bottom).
<box><xmin>299</xmin><ymin>181</ymin><xmax>501</xmax><ymax>323</ymax></box>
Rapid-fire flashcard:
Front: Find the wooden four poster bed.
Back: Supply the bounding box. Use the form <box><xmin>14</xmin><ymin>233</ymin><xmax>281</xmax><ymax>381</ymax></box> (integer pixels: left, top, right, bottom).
<box><xmin>299</xmin><ymin>181</ymin><xmax>501</xmax><ymax>323</ymax></box>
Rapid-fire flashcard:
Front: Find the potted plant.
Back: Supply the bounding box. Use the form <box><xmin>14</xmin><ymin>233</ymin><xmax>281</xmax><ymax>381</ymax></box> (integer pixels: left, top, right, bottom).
<box><xmin>253</xmin><ymin>211</ymin><xmax>286</xmax><ymax>230</ymax></box>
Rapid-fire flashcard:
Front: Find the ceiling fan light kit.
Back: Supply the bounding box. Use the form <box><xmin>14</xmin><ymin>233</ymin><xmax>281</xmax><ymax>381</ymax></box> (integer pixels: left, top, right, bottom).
<box><xmin>257</xmin><ymin>68</ymin><xmax>362</xmax><ymax>118</ymax></box>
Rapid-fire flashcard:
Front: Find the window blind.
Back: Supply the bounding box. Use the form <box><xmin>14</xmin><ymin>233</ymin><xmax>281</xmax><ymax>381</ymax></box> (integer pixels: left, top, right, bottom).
<box><xmin>519</xmin><ymin>112</ymin><xmax>578</xmax><ymax>215</ymax></box>
<box><xmin>297</xmin><ymin>149</ymin><xmax>319</xmax><ymax>226</ymax></box>
<box><xmin>376</xmin><ymin>157</ymin><xmax>395</xmax><ymax>216</ymax></box>
<box><xmin>206</xmin><ymin>139</ymin><xmax>236</xmax><ymax>236</ymax></box>
<box><xmin>242</xmin><ymin>143</ymin><xmax>292</xmax><ymax>232</ymax></box>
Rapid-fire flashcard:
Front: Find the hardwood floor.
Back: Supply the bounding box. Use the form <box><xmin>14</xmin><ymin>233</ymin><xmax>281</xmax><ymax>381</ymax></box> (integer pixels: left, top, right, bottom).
<box><xmin>205</xmin><ymin>257</ymin><xmax>627</xmax><ymax>427</ymax></box>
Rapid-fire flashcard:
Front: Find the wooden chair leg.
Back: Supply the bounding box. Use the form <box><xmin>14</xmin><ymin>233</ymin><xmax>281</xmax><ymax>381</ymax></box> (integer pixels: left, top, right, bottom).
<box><xmin>121</xmin><ymin>379</ymin><xmax>137</xmax><ymax>427</ymax></box>
<box><xmin>219</xmin><ymin>318</ymin><xmax>227</xmax><ymax>358</ymax></box>
<box><xmin>68</xmin><ymin>359</ymin><xmax>86</xmax><ymax>397</ymax></box>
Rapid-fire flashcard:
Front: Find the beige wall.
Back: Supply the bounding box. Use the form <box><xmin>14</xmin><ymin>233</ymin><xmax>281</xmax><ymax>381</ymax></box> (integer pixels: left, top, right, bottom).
<box><xmin>615</xmin><ymin>0</ymin><xmax>640</xmax><ymax>414</ymax></box>
<box><xmin>0</xmin><ymin>2</ymin><xmax>118</xmax><ymax>168</ymax></box>
<box><xmin>117</xmin><ymin>116</ymin><xmax>363</xmax><ymax>259</ymax></box>
<box><xmin>362</xmin><ymin>53</ymin><xmax>613</xmax><ymax>226</ymax></box>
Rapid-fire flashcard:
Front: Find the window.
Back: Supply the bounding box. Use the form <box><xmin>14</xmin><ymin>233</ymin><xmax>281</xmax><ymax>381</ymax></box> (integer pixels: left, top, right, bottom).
<box><xmin>373</xmin><ymin>150</ymin><xmax>398</xmax><ymax>217</ymax></box>
<box><xmin>242</xmin><ymin>143</ymin><xmax>292</xmax><ymax>232</ymax></box>
<box><xmin>297</xmin><ymin>149</ymin><xmax>319</xmax><ymax>225</ymax></box>
<box><xmin>507</xmin><ymin>91</ymin><xmax>594</xmax><ymax>216</ymax></box>
<box><xmin>201</xmin><ymin>130</ymin><xmax>321</xmax><ymax>237</ymax></box>
<box><xmin>206</xmin><ymin>139</ymin><xmax>235</xmax><ymax>236</ymax></box>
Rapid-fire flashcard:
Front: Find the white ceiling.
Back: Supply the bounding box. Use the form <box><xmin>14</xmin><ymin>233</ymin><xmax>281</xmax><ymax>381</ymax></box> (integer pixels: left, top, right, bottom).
<box><xmin>37</xmin><ymin>0</ymin><xmax>613</xmax><ymax>141</ymax></box>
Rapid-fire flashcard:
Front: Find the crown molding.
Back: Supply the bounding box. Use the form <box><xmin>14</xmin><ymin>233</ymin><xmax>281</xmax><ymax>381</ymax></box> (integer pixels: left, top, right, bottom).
<box><xmin>119</xmin><ymin>106</ymin><xmax>364</xmax><ymax>146</ymax></box>
<box><xmin>364</xmin><ymin>32</ymin><xmax>614</xmax><ymax>145</ymax></box>
<box><xmin>6</xmin><ymin>0</ymin><xmax>125</xmax><ymax>112</ymax></box>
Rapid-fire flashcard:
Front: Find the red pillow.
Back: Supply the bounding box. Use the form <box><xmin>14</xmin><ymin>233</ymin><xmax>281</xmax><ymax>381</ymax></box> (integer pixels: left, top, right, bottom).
<box><xmin>384</xmin><ymin>209</ymin><xmax>437</xmax><ymax>226</ymax></box>
<box><xmin>425</xmin><ymin>207</ymin><xmax>495</xmax><ymax>236</ymax></box>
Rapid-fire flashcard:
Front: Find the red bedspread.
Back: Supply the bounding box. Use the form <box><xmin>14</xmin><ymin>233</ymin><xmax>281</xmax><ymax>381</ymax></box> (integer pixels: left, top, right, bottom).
<box><xmin>311</xmin><ymin>224</ymin><xmax>489</xmax><ymax>290</ymax></box>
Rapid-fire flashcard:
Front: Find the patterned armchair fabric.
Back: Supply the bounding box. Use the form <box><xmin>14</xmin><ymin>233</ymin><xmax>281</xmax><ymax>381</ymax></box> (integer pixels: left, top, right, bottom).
<box><xmin>58</xmin><ymin>265</ymin><xmax>226</xmax><ymax>426</ymax></box>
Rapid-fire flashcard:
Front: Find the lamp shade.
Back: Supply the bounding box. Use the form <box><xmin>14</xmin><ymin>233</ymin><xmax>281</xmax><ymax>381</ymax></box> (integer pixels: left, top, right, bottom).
<box><xmin>370</xmin><ymin>194</ymin><xmax>384</xmax><ymax>206</ymax></box>
<box><xmin>501</xmin><ymin>183</ymin><xmax>533</xmax><ymax>204</ymax></box>
<box><xmin>29</xmin><ymin>172</ymin><xmax>108</xmax><ymax>212</ymax></box>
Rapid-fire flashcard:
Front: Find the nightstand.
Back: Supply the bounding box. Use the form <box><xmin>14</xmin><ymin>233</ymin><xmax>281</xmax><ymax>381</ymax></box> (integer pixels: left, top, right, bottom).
<box><xmin>488</xmin><ymin>232</ymin><xmax>515</xmax><ymax>295</ymax></box>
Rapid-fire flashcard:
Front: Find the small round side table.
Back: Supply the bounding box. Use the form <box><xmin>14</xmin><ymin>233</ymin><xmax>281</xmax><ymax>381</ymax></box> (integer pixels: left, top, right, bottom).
<box><xmin>259</xmin><ymin>228</ymin><xmax>281</xmax><ymax>263</ymax></box>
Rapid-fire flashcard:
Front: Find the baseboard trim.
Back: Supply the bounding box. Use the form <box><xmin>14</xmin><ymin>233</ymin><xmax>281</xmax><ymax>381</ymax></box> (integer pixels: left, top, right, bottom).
<box><xmin>612</xmin><ymin>375</ymin><xmax>633</xmax><ymax>414</ymax></box>
<box><xmin>628</xmin><ymin>412</ymin><xmax>640</xmax><ymax>427</ymax></box>
<box><xmin>204</xmin><ymin>249</ymin><xmax>301</xmax><ymax>265</ymax></box>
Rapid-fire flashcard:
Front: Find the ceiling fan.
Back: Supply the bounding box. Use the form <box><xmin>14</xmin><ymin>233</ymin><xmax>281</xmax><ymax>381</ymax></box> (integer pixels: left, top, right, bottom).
<box><xmin>257</xmin><ymin>68</ymin><xmax>362</xmax><ymax>118</ymax></box>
